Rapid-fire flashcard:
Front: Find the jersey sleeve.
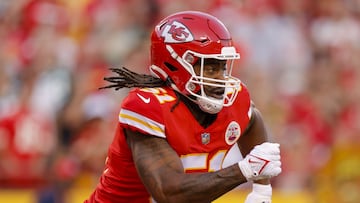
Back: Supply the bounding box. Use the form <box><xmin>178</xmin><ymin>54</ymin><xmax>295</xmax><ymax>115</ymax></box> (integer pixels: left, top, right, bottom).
<box><xmin>118</xmin><ymin>88</ymin><xmax>166</xmax><ymax>138</ymax></box>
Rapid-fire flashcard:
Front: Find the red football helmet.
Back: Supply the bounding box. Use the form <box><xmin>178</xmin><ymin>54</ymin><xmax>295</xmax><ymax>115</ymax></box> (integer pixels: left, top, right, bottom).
<box><xmin>150</xmin><ymin>11</ymin><xmax>241</xmax><ymax>114</ymax></box>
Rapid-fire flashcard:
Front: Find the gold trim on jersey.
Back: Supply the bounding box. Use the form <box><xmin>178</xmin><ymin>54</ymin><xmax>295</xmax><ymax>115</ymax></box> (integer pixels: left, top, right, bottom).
<box><xmin>119</xmin><ymin>109</ymin><xmax>165</xmax><ymax>138</ymax></box>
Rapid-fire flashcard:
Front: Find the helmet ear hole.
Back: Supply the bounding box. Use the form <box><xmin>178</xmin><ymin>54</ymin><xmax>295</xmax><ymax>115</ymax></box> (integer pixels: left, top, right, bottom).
<box><xmin>198</xmin><ymin>37</ymin><xmax>209</xmax><ymax>44</ymax></box>
<box><xmin>164</xmin><ymin>62</ymin><xmax>178</xmax><ymax>71</ymax></box>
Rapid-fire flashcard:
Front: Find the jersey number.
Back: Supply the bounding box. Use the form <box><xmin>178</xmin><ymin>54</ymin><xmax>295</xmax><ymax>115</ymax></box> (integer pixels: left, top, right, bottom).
<box><xmin>140</xmin><ymin>88</ymin><xmax>176</xmax><ymax>104</ymax></box>
<box><xmin>181</xmin><ymin>150</ymin><xmax>227</xmax><ymax>172</ymax></box>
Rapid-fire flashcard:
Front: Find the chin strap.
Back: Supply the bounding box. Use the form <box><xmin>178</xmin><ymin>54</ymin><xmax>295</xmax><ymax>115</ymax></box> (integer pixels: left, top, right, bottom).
<box><xmin>197</xmin><ymin>96</ymin><xmax>223</xmax><ymax>114</ymax></box>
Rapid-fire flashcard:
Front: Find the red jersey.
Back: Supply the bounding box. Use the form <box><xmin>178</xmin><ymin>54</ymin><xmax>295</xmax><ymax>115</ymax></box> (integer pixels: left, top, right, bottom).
<box><xmin>85</xmin><ymin>84</ymin><xmax>252</xmax><ymax>203</ymax></box>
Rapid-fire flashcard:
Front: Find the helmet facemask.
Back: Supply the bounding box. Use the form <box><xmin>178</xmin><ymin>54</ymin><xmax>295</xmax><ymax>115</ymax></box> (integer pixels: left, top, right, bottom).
<box><xmin>182</xmin><ymin>47</ymin><xmax>241</xmax><ymax>114</ymax></box>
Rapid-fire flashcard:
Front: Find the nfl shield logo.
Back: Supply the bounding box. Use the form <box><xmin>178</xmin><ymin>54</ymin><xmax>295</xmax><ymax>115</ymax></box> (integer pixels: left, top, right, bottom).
<box><xmin>201</xmin><ymin>133</ymin><xmax>210</xmax><ymax>145</ymax></box>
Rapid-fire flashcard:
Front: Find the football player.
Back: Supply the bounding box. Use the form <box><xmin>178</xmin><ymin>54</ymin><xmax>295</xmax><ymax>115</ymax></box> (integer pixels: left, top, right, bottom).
<box><xmin>85</xmin><ymin>11</ymin><xmax>281</xmax><ymax>203</ymax></box>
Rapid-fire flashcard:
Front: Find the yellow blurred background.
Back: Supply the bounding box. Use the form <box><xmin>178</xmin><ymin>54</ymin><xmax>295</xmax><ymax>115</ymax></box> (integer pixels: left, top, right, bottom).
<box><xmin>0</xmin><ymin>188</ymin><xmax>314</xmax><ymax>203</ymax></box>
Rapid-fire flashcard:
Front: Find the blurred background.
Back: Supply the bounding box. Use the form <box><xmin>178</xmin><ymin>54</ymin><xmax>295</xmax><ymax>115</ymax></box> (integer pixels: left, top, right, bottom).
<box><xmin>0</xmin><ymin>0</ymin><xmax>359</xmax><ymax>202</ymax></box>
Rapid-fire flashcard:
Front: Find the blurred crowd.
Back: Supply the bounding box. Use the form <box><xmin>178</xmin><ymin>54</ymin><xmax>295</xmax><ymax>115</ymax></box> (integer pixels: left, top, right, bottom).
<box><xmin>0</xmin><ymin>0</ymin><xmax>360</xmax><ymax>202</ymax></box>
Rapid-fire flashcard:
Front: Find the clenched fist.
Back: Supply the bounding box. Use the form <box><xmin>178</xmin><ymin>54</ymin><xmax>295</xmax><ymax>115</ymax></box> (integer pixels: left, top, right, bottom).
<box><xmin>238</xmin><ymin>142</ymin><xmax>281</xmax><ymax>181</ymax></box>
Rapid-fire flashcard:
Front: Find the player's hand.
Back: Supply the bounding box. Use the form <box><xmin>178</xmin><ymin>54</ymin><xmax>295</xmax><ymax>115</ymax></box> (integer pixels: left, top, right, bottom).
<box><xmin>238</xmin><ymin>142</ymin><xmax>281</xmax><ymax>181</ymax></box>
<box><xmin>244</xmin><ymin>183</ymin><xmax>272</xmax><ymax>203</ymax></box>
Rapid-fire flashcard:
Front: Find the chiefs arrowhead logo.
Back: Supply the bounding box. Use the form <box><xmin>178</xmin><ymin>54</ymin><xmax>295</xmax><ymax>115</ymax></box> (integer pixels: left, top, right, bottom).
<box><xmin>162</xmin><ymin>21</ymin><xmax>194</xmax><ymax>43</ymax></box>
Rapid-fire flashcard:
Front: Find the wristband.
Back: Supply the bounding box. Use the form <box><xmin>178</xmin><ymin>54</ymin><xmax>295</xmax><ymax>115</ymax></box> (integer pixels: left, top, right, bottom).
<box><xmin>252</xmin><ymin>183</ymin><xmax>272</xmax><ymax>197</ymax></box>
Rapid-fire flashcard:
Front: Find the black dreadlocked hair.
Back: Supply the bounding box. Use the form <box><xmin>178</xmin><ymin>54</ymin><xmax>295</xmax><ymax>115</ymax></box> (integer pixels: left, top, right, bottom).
<box><xmin>100</xmin><ymin>67</ymin><xmax>182</xmax><ymax>111</ymax></box>
<box><xmin>99</xmin><ymin>67</ymin><xmax>167</xmax><ymax>90</ymax></box>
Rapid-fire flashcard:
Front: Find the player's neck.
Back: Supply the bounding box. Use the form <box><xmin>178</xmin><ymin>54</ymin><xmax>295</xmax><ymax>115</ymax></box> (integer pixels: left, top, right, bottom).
<box><xmin>176</xmin><ymin>92</ymin><xmax>217</xmax><ymax>128</ymax></box>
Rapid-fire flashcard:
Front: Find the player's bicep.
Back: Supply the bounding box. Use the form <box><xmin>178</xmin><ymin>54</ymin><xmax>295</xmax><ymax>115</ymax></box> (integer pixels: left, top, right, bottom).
<box><xmin>125</xmin><ymin>129</ymin><xmax>184</xmax><ymax>198</ymax></box>
<box><xmin>237</xmin><ymin>107</ymin><xmax>270</xmax><ymax>157</ymax></box>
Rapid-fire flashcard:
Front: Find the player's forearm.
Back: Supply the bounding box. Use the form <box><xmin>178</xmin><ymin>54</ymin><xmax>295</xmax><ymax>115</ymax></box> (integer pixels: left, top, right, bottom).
<box><xmin>128</xmin><ymin>132</ymin><xmax>245</xmax><ymax>202</ymax></box>
<box><xmin>153</xmin><ymin>163</ymin><xmax>247</xmax><ymax>203</ymax></box>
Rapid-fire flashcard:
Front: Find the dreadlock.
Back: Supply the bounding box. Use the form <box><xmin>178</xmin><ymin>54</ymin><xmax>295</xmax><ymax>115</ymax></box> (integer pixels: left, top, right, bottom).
<box><xmin>100</xmin><ymin>67</ymin><xmax>182</xmax><ymax>111</ymax></box>
<box><xmin>99</xmin><ymin>67</ymin><xmax>167</xmax><ymax>90</ymax></box>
